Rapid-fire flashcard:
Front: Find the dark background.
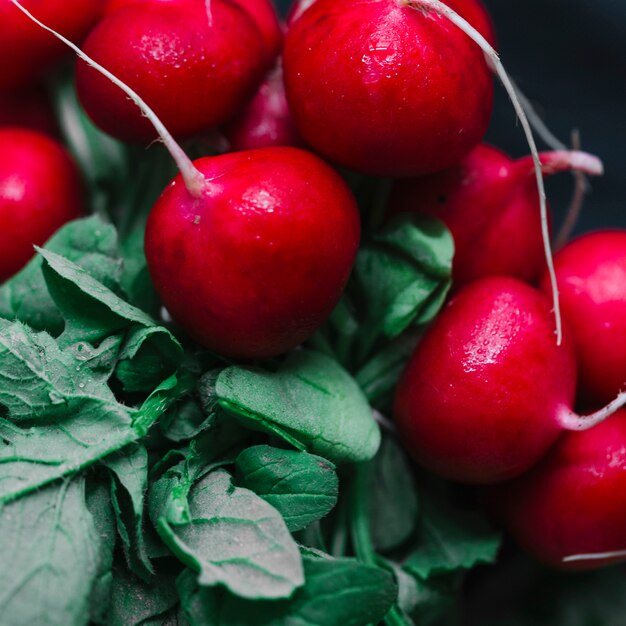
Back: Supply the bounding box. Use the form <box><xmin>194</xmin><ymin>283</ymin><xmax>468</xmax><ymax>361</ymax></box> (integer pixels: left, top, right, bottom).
<box><xmin>276</xmin><ymin>0</ymin><xmax>626</xmax><ymax>235</ymax></box>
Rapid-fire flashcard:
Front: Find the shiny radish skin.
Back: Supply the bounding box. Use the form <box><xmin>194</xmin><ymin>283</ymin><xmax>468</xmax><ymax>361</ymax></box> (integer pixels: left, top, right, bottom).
<box><xmin>223</xmin><ymin>64</ymin><xmax>302</xmax><ymax>152</ymax></box>
<box><xmin>488</xmin><ymin>410</ymin><xmax>626</xmax><ymax>571</ymax></box>
<box><xmin>75</xmin><ymin>0</ymin><xmax>266</xmax><ymax>143</ymax></box>
<box><xmin>541</xmin><ymin>231</ymin><xmax>626</xmax><ymax>406</ymax></box>
<box><xmin>230</xmin><ymin>0</ymin><xmax>282</xmax><ymax>63</ymax></box>
<box><xmin>0</xmin><ymin>0</ymin><xmax>103</xmax><ymax>91</ymax></box>
<box><xmin>393</xmin><ymin>277</ymin><xmax>577</xmax><ymax>484</ymax></box>
<box><xmin>145</xmin><ymin>147</ymin><xmax>360</xmax><ymax>360</ymax></box>
<box><xmin>388</xmin><ymin>145</ymin><xmax>602</xmax><ymax>287</ymax></box>
<box><xmin>104</xmin><ymin>0</ymin><xmax>282</xmax><ymax>65</ymax></box>
<box><xmin>283</xmin><ymin>0</ymin><xmax>494</xmax><ymax>176</ymax></box>
<box><xmin>0</xmin><ymin>128</ymin><xmax>83</xmax><ymax>282</ymax></box>
<box><xmin>286</xmin><ymin>0</ymin><xmax>497</xmax><ymax>46</ymax></box>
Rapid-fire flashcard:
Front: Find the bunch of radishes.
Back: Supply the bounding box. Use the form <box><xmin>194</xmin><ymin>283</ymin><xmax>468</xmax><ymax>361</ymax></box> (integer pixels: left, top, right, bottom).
<box><xmin>1</xmin><ymin>0</ymin><xmax>626</xmax><ymax>579</ymax></box>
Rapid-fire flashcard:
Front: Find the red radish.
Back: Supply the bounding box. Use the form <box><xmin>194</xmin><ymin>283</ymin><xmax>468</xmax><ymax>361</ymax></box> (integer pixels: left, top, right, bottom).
<box><xmin>0</xmin><ymin>86</ymin><xmax>58</xmax><ymax>136</ymax></box>
<box><xmin>75</xmin><ymin>0</ymin><xmax>266</xmax><ymax>143</ymax></box>
<box><xmin>282</xmin><ymin>0</ymin><xmax>494</xmax><ymax>177</ymax></box>
<box><xmin>103</xmin><ymin>0</ymin><xmax>282</xmax><ymax>64</ymax></box>
<box><xmin>388</xmin><ymin>145</ymin><xmax>604</xmax><ymax>287</ymax></box>
<box><xmin>145</xmin><ymin>147</ymin><xmax>360</xmax><ymax>359</ymax></box>
<box><xmin>14</xmin><ymin>1</ymin><xmax>361</xmax><ymax>360</ymax></box>
<box><xmin>286</xmin><ymin>0</ymin><xmax>496</xmax><ymax>46</ymax></box>
<box><xmin>230</xmin><ymin>0</ymin><xmax>282</xmax><ymax>62</ymax></box>
<box><xmin>488</xmin><ymin>409</ymin><xmax>626</xmax><ymax>570</ymax></box>
<box><xmin>393</xmin><ymin>276</ymin><xmax>626</xmax><ymax>484</ymax></box>
<box><xmin>223</xmin><ymin>63</ymin><xmax>301</xmax><ymax>152</ymax></box>
<box><xmin>0</xmin><ymin>0</ymin><xmax>103</xmax><ymax>92</ymax></box>
<box><xmin>540</xmin><ymin>231</ymin><xmax>626</xmax><ymax>406</ymax></box>
<box><xmin>0</xmin><ymin>128</ymin><xmax>83</xmax><ymax>282</ymax></box>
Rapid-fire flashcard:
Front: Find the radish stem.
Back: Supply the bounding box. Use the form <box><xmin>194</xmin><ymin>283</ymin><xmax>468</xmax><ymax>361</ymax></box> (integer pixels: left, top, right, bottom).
<box><xmin>405</xmin><ymin>0</ymin><xmax>563</xmax><ymax>343</ymax></box>
<box><xmin>558</xmin><ymin>391</ymin><xmax>626</xmax><ymax>431</ymax></box>
<box><xmin>9</xmin><ymin>0</ymin><xmax>208</xmax><ymax>199</ymax></box>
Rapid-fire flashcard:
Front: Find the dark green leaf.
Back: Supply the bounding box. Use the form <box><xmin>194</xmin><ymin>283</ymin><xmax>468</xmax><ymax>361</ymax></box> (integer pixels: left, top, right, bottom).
<box><xmin>86</xmin><ymin>480</ymin><xmax>117</xmax><ymax>624</ymax></box>
<box><xmin>352</xmin><ymin>215</ymin><xmax>453</xmax><ymax>361</ymax></box>
<box><xmin>107</xmin><ymin>565</ymin><xmax>178</xmax><ymax>626</ymax></box>
<box><xmin>105</xmin><ymin>445</ymin><xmax>154</xmax><ymax>580</ymax></box>
<box><xmin>216</xmin><ymin>350</ymin><xmax>380</xmax><ymax>464</ymax></box>
<box><xmin>404</xmin><ymin>496</ymin><xmax>501</xmax><ymax>579</ymax></box>
<box><xmin>0</xmin><ymin>478</ymin><xmax>111</xmax><ymax>626</ymax></box>
<box><xmin>355</xmin><ymin>332</ymin><xmax>419</xmax><ymax>408</ymax></box>
<box><xmin>0</xmin><ymin>216</ymin><xmax>123</xmax><ymax>334</ymax></box>
<box><xmin>161</xmin><ymin>396</ymin><xmax>214</xmax><ymax>443</ymax></box>
<box><xmin>236</xmin><ymin>445</ymin><xmax>338</xmax><ymax>532</ymax></box>
<box><xmin>178</xmin><ymin>554</ymin><xmax>397</xmax><ymax>626</ymax></box>
<box><xmin>369</xmin><ymin>436</ymin><xmax>419</xmax><ymax>552</ymax></box>
<box><xmin>115</xmin><ymin>325</ymin><xmax>183</xmax><ymax>392</ymax></box>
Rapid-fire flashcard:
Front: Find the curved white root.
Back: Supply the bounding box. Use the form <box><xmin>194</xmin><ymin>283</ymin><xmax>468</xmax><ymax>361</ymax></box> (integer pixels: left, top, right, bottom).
<box><xmin>556</xmin><ymin>131</ymin><xmax>589</xmax><ymax>248</ymax></box>
<box><xmin>404</xmin><ymin>0</ymin><xmax>563</xmax><ymax>344</ymax></box>
<box><xmin>9</xmin><ymin>0</ymin><xmax>207</xmax><ymax>198</ymax></box>
<box><xmin>558</xmin><ymin>391</ymin><xmax>626</xmax><ymax>431</ymax></box>
<box><xmin>563</xmin><ymin>549</ymin><xmax>626</xmax><ymax>563</ymax></box>
<box><xmin>205</xmin><ymin>0</ymin><xmax>213</xmax><ymax>28</ymax></box>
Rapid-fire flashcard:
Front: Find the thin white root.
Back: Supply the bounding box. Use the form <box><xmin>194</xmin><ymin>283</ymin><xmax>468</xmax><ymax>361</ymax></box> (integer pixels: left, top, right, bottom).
<box><xmin>405</xmin><ymin>0</ymin><xmax>563</xmax><ymax>344</ymax></box>
<box><xmin>563</xmin><ymin>549</ymin><xmax>626</xmax><ymax>563</ymax></box>
<box><xmin>9</xmin><ymin>0</ymin><xmax>207</xmax><ymax>198</ymax></box>
<box><xmin>205</xmin><ymin>0</ymin><xmax>213</xmax><ymax>28</ymax></box>
<box><xmin>556</xmin><ymin>130</ymin><xmax>589</xmax><ymax>249</ymax></box>
<box><xmin>558</xmin><ymin>391</ymin><xmax>626</xmax><ymax>431</ymax></box>
<box><xmin>372</xmin><ymin>409</ymin><xmax>398</xmax><ymax>436</ymax></box>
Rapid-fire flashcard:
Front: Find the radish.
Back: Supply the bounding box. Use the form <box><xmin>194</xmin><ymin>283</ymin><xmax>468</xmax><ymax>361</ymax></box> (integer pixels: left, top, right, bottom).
<box><xmin>540</xmin><ymin>231</ymin><xmax>626</xmax><ymax>406</ymax></box>
<box><xmin>0</xmin><ymin>128</ymin><xmax>83</xmax><ymax>282</ymax></box>
<box><xmin>0</xmin><ymin>0</ymin><xmax>103</xmax><ymax>92</ymax></box>
<box><xmin>286</xmin><ymin>0</ymin><xmax>497</xmax><ymax>46</ymax></box>
<box><xmin>0</xmin><ymin>86</ymin><xmax>58</xmax><ymax>136</ymax></box>
<box><xmin>388</xmin><ymin>145</ymin><xmax>604</xmax><ymax>287</ymax></box>
<box><xmin>282</xmin><ymin>0</ymin><xmax>494</xmax><ymax>177</ymax></box>
<box><xmin>393</xmin><ymin>276</ymin><xmax>626</xmax><ymax>484</ymax></box>
<box><xmin>488</xmin><ymin>409</ymin><xmax>626</xmax><ymax>570</ymax></box>
<box><xmin>223</xmin><ymin>63</ymin><xmax>301</xmax><ymax>152</ymax></box>
<box><xmin>145</xmin><ymin>146</ymin><xmax>359</xmax><ymax>359</ymax></box>
<box><xmin>104</xmin><ymin>0</ymin><xmax>282</xmax><ymax>64</ymax></box>
<box><xmin>13</xmin><ymin>0</ymin><xmax>361</xmax><ymax>360</ymax></box>
<box><xmin>75</xmin><ymin>0</ymin><xmax>267</xmax><ymax>143</ymax></box>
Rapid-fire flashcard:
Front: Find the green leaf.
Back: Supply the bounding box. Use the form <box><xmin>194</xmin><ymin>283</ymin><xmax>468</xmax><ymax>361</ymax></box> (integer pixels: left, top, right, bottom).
<box><xmin>0</xmin><ymin>216</ymin><xmax>123</xmax><ymax>334</ymax></box>
<box><xmin>154</xmin><ymin>468</ymin><xmax>304</xmax><ymax>600</ymax></box>
<box><xmin>107</xmin><ymin>565</ymin><xmax>178</xmax><ymax>626</ymax></box>
<box><xmin>161</xmin><ymin>396</ymin><xmax>215</xmax><ymax>443</ymax></box>
<box><xmin>86</xmin><ymin>481</ymin><xmax>117</xmax><ymax>624</ymax></box>
<box><xmin>115</xmin><ymin>325</ymin><xmax>183</xmax><ymax>393</ymax></box>
<box><xmin>354</xmin><ymin>332</ymin><xmax>419</xmax><ymax>408</ymax></box>
<box><xmin>0</xmin><ymin>478</ymin><xmax>111</xmax><ymax>626</ymax></box>
<box><xmin>369</xmin><ymin>436</ymin><xmax>419</xmax><ymax>552</ymax></box>
<box><xmin>119</xmin><ymin>227</ymin><xmax>160</xmax><ymax>315</ymax></box>
<box><xmin>216</xmin><ymin>350</ymin><xmax>380</xmax><ymax>464</ymax></box>
<box><xmin>352</xmin><ymin>215</ymin><xmax>453</xmax><ymax>361</ymax></box>
<box><xmin>0</xmin><ymin>370</ymin><xmax>189</xmax><ymax>505</ymax></box>
<box><xmin>0</xmin><ymin>318</ymin><xmax>117</xmax><ymax>421</ymax></box>
<box><xmin>105</xmin><ymin>445</ymin><xmax>154</xmax><ymax>580</ymax></box>
<box><xmin>404</xmin><ymin>496</ymin><xmax>501</xmax><ymax>579</ymax></box>
<box><xmin>178</xmin><ymin>554</ymin><xmax>397</xmax><ymax>626</ymax></box>
<box><xmin>236</xmin><ymin>445</ymin><xmax>338</xmax><ymax>532</ymax></box>
<box><xmin>38</xmin><ymin>248</ymin><xmax>163</xmax><ymax>344</ymax></box>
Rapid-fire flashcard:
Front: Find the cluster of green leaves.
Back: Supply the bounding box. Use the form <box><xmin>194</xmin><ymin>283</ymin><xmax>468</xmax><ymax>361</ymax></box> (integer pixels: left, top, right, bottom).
<box><xmin>0</xmin><ymin>77</ymin><xmax>501</xmax><ymax>626</ymax></box>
